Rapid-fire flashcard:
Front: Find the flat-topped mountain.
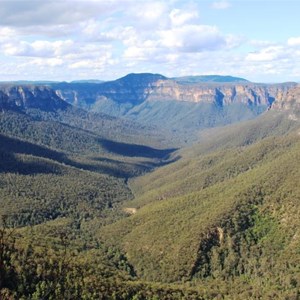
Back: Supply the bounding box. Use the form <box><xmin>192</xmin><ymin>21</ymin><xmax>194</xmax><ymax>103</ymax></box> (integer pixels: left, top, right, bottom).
<box><xmin>53</xmin><ymin>73</ymin><xmax>167</xmax><ymax>107</ymax></box>
<box><xmin>173</xmin><ymin>74</ymin><xmax>249</xmax><ymax>83</ymax></box>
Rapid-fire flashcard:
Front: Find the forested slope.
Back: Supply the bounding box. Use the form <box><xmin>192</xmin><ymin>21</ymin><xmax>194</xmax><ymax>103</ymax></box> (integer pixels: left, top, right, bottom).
<box><xmin>1</xmin><ymin>84</ymin><xmax>300</xmax><ymax>299</ymax></box>
<box><xmin>98</xmin><ymin>108</ymin><xmax>300</xmax><ymax>299</ymax></box>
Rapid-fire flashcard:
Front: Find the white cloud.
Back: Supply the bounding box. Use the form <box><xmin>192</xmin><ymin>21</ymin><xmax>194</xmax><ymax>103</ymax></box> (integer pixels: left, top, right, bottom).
<box><xmin>246</xmin><ymin>46</ymin><xmax>288</xmax><ymax>62</ymax></box>
<box><xmin>125</xmin><ymin>1</ymin><xmax>169</xmax><ymax>29</ymax></box>
<box><xmin>3</xmin><ymin>40</ymin><xmax>75</xmax><ymax>57</ymax></box>
<box><xmin>169</xmin><ymin>9</ymin><xmax>199</xmax><ymax>27</ymax></box>
<box><xmin>68</xmin><ymin>53</ymin><xmax>115</xmax><ymax>70</ymax></box>
<box><xmin>0</xmin><ymin>27</ymin><xmax>16</xmax><ymax>40</ymax></box>
<box><xmin>212</xmin><ymin>1</ymin><xmax>231</xmax><ymax>10</ymax></box>
<box><xmin>31</xmin><ymin>58</ymin><xmax>64</xmax><ymax>67</ymax></box>
<box><xmin>0</xmin><ymin>0</ymin><xmax>129</xmax><ymax>27</ymax></box>
<box><xmin>2</xmin><ymin>0</ymin><xmax>298</xmax><ymax>83</ymax></box>
<box><xmin>160</xmin><ymin>25</ymin><xmax>227</xmax><ymax>52</ymax></box>
<box><xmin>288</xmin><ymin>37</ymin><xmax>300</xmax><ymax>47</ymax></box>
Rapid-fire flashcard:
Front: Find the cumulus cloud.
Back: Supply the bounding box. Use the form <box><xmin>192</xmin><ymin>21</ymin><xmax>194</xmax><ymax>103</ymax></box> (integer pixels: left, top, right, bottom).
<box><xmin>246</xmin><ymin>46</ymin><xmax>289</xmax><ymax>62</ymax></box>
<box><xmin>4</xmin><ymin>0</ymin><xmax>299</xmax><ymax>82</ymax></box>
<box><xmin>212</xmin><ymin>1</ymin><xmax>231</xmax><ymax>10</ymax></box>
<box><xmin>288</xmin><ymin>37</ymin><xmax>300</xmax><ymax>46</ymax></box>
<box><xmin>69</xmin><ymin>54</ymin><xmax>114</xmax><ymax>70</ymax></box>
<box><xmin>3</xmin><ymin>40</ymin><xmax>75</xmax><ymax>57</ymax></box>
<box><xmin>169</xmin><ymin>9</ymin><xmax>199</xmax><ymax>27</ymax></box>
<box><xmin>160</xmin><ymin>25</ymin><xmax>227</xmax><ymax>52</ymax></box>
<box><xmin>0</xmin><ymin>27</ymin><xmax>16</xmax><ymax>39</ymax></box>
<box><xmin>30</xmin><ymin>57</ymin><xmax>64</xmax><ymax>67</ymax></box>
<box><xmin>124</xmin><ymin>1</ymin><xmax>169</xmax><ymax>29</ymax></box>
<box><xmin>0</xmin><ymin>0</ymin><xmax>129</xmax><ymax>27</ymax></box>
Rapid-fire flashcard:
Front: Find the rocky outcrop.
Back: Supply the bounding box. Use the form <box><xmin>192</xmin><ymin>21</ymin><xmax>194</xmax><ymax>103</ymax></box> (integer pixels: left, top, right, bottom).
<box><xmin>0</xmin><ymin>85</ymin><xmax>69</xmax><ymax>112</ymax></box>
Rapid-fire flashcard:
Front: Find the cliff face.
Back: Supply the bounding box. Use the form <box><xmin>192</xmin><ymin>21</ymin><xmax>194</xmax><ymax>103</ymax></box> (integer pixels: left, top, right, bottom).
<box><xmin>144</xmin><ymin>80</ymin><xmax>294</xmax><ymax>106</ymax></box>
<box><xmin>50</xmin><ymin>74</ymin><xmax>297</xmax><ymax>131</ymax></box>
<box><xmin>271</xmin><ymin>84</ymin><xmax>300</xmax><ymax>111</ymax></box>
<box><xmin>1</xmin><ymin>74</ymin><xmax>298</xmax><ymax>133</ymax></box>
<box><xmin>270</xmin><ymin>85</ymin><xmax>300</xmax><ymax>122</ymax></box>
<box><xmin>53</xmin><ymin>75</ymin><xmax>296</xmax><ymax>112</ymax></box>
<box><xmin>0</xmin><ymin>85</ymin><xmax>69</xmax><ymax>111</ymax></box>
<box><xmin>53</xmin><ymin>73</ymin><xmax>167</xmax><ymax>108</ymax></box>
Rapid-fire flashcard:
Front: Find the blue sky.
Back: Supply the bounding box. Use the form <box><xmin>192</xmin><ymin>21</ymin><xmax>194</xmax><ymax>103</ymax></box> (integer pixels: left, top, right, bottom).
<box><xmin>0</xmin><ymin>0</ymin><xmax>299</xmax><ymax>82</ymax></box>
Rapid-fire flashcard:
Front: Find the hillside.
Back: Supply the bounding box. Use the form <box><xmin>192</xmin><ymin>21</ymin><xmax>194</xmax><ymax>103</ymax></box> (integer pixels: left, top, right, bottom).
<box><xmin>97</xmin><ymin>97</ymin><xmax>300</xmax><ymax>298</ymax></box>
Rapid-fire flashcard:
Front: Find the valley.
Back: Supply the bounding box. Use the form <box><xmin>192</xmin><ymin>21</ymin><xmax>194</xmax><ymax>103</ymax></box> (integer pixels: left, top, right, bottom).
<box><xmin>0</xmin><ymin>75</ymin><xmax>300</xmax><ymax>299</ymax></box>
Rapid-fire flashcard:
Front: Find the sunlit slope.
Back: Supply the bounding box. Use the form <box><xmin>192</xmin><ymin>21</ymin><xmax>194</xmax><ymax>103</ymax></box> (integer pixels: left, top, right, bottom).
<box><xmin>129</xmin><ymin>111</ymin><xmax>299</xmax><ymax>208</ymax></box>
<box><xmin>100</xmin><ymin>114</ymin><xmax>300</xmax><ymax>287</ymax></box>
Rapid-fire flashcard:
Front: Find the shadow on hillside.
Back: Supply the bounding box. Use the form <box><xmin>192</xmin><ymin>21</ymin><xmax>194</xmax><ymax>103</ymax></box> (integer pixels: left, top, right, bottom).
<box><xmin>0</xmin><ymin>134</ymin><xmax>68</xmax><ymax>162</ymax></box>
<box><xmin>0</xmin><ymin>134</ymin><xmax>179</xmax><ymax>178</ymax></box>
<box><xmin>99</xmin><ymin>138</ymin><xmax>177</xmax><ymax>159</ymax></box>
<box><xmin>71</xmin><ymin>154</ymin><xmax>181</xmax><ymax>179</ymax></box>
<box><xmin>0</xmin><ymin>134</ymin><xmax>68</xmax><ymax>175</ymax></box>
<box><xmin>0</xmin><ymin>151</ymin><xmax>62</xmax><ymax>175</ymax></box>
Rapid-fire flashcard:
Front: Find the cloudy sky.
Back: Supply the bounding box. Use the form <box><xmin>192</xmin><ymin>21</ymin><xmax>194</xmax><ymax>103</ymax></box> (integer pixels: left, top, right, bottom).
<box><xmin>0</xmin><ymin>0</ymin><xmax>299</xmax><ymax>82</ymax></box>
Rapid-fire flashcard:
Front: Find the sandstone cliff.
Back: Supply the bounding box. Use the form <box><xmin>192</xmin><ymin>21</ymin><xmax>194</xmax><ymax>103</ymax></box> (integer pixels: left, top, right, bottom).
<box><xmin>0</xmin><ymin>85</ymin><xmax>69</xmax><ymax>111</ymax></box>
<box><xmin>271</xmin><ymin>84</ymin><xmax>300</xmax><ymax>111</ymax></box>
<box><xmin>50</xmin><ymin>74</ymin><xmax>297</xmax><ymax>131</ymax></box>
<box><xmin>53</xmin><ymin>75</ymin><xmax>296</xmax><ymax>112</ymax></box>
<box><xmin>145</xmin><ymin>80</ymin><xmax>294</xmax><ymax>106</ymax></box>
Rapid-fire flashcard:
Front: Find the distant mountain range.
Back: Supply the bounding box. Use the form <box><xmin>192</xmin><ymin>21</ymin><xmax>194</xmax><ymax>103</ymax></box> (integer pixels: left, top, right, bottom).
<box><xmin>173</xmin><ymin>74</ymin><xmax>249</xmax><ymax>83</ymax></box>
<box><xmin>1</xmin><ymin>73</ymin><xmax>298</xmax><ymax>136</ymax></box>
<box><xmin>46</xmin><ymin>73</ymin><xmax>296</xmax><ymax>132</ymax></box>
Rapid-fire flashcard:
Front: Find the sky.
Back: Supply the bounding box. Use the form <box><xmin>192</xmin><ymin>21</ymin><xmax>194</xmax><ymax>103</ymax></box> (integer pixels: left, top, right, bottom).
<box><xmin>0</xmin><ymin>0</ymin><xmax>299</xmax><ymax>82</ymax></box>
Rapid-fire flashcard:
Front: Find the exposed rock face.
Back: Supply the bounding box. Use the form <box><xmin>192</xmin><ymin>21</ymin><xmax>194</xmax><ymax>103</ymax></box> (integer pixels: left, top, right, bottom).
<box><xmin>53</xmin><ymin>73</ymin><xmax>167</xmax><ymax>108</ymax></box>
<box><xmin>270</xmin><ymin>85</ymin><xmax>300</xmax><ymax>122</ymax></box>
<box><xmin>0</xmin><ymin>85</ymin><xmax>69</xmax><ymax>111</ymax></box>
<box><xmin>53</xmin><ymin>75</ymin><xmax>296</xmax><ymax>112</ymax></box>
<box><xmin>50</xmin><ymin>74</ymin><xmax>297</xmax><ymax>131</ymax></box>
<box><xmin>144</xmin><ymin>80</ymin><xmax>294</xmax><ymax>106</ymax></box>
<box><xmin>0</xmin><ymin>74</ymin><xmax>298</xmax><ymax>133</ymax></box>
<box><xmin>271</xmin><ymin>84</ymin><xmax>300</xmax><ymax>111</ymax></box>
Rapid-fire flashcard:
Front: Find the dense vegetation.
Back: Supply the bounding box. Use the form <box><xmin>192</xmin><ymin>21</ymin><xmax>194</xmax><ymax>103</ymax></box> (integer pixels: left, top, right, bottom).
<box><xmin>1</xmin><ymin>84</ymin><xmax>300</xmax><ymax>299</ymax></box>
<box><xmin>98</xmin><ymin>111</ymin><xmax>300</xmax><ymax>298</ymax></box>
